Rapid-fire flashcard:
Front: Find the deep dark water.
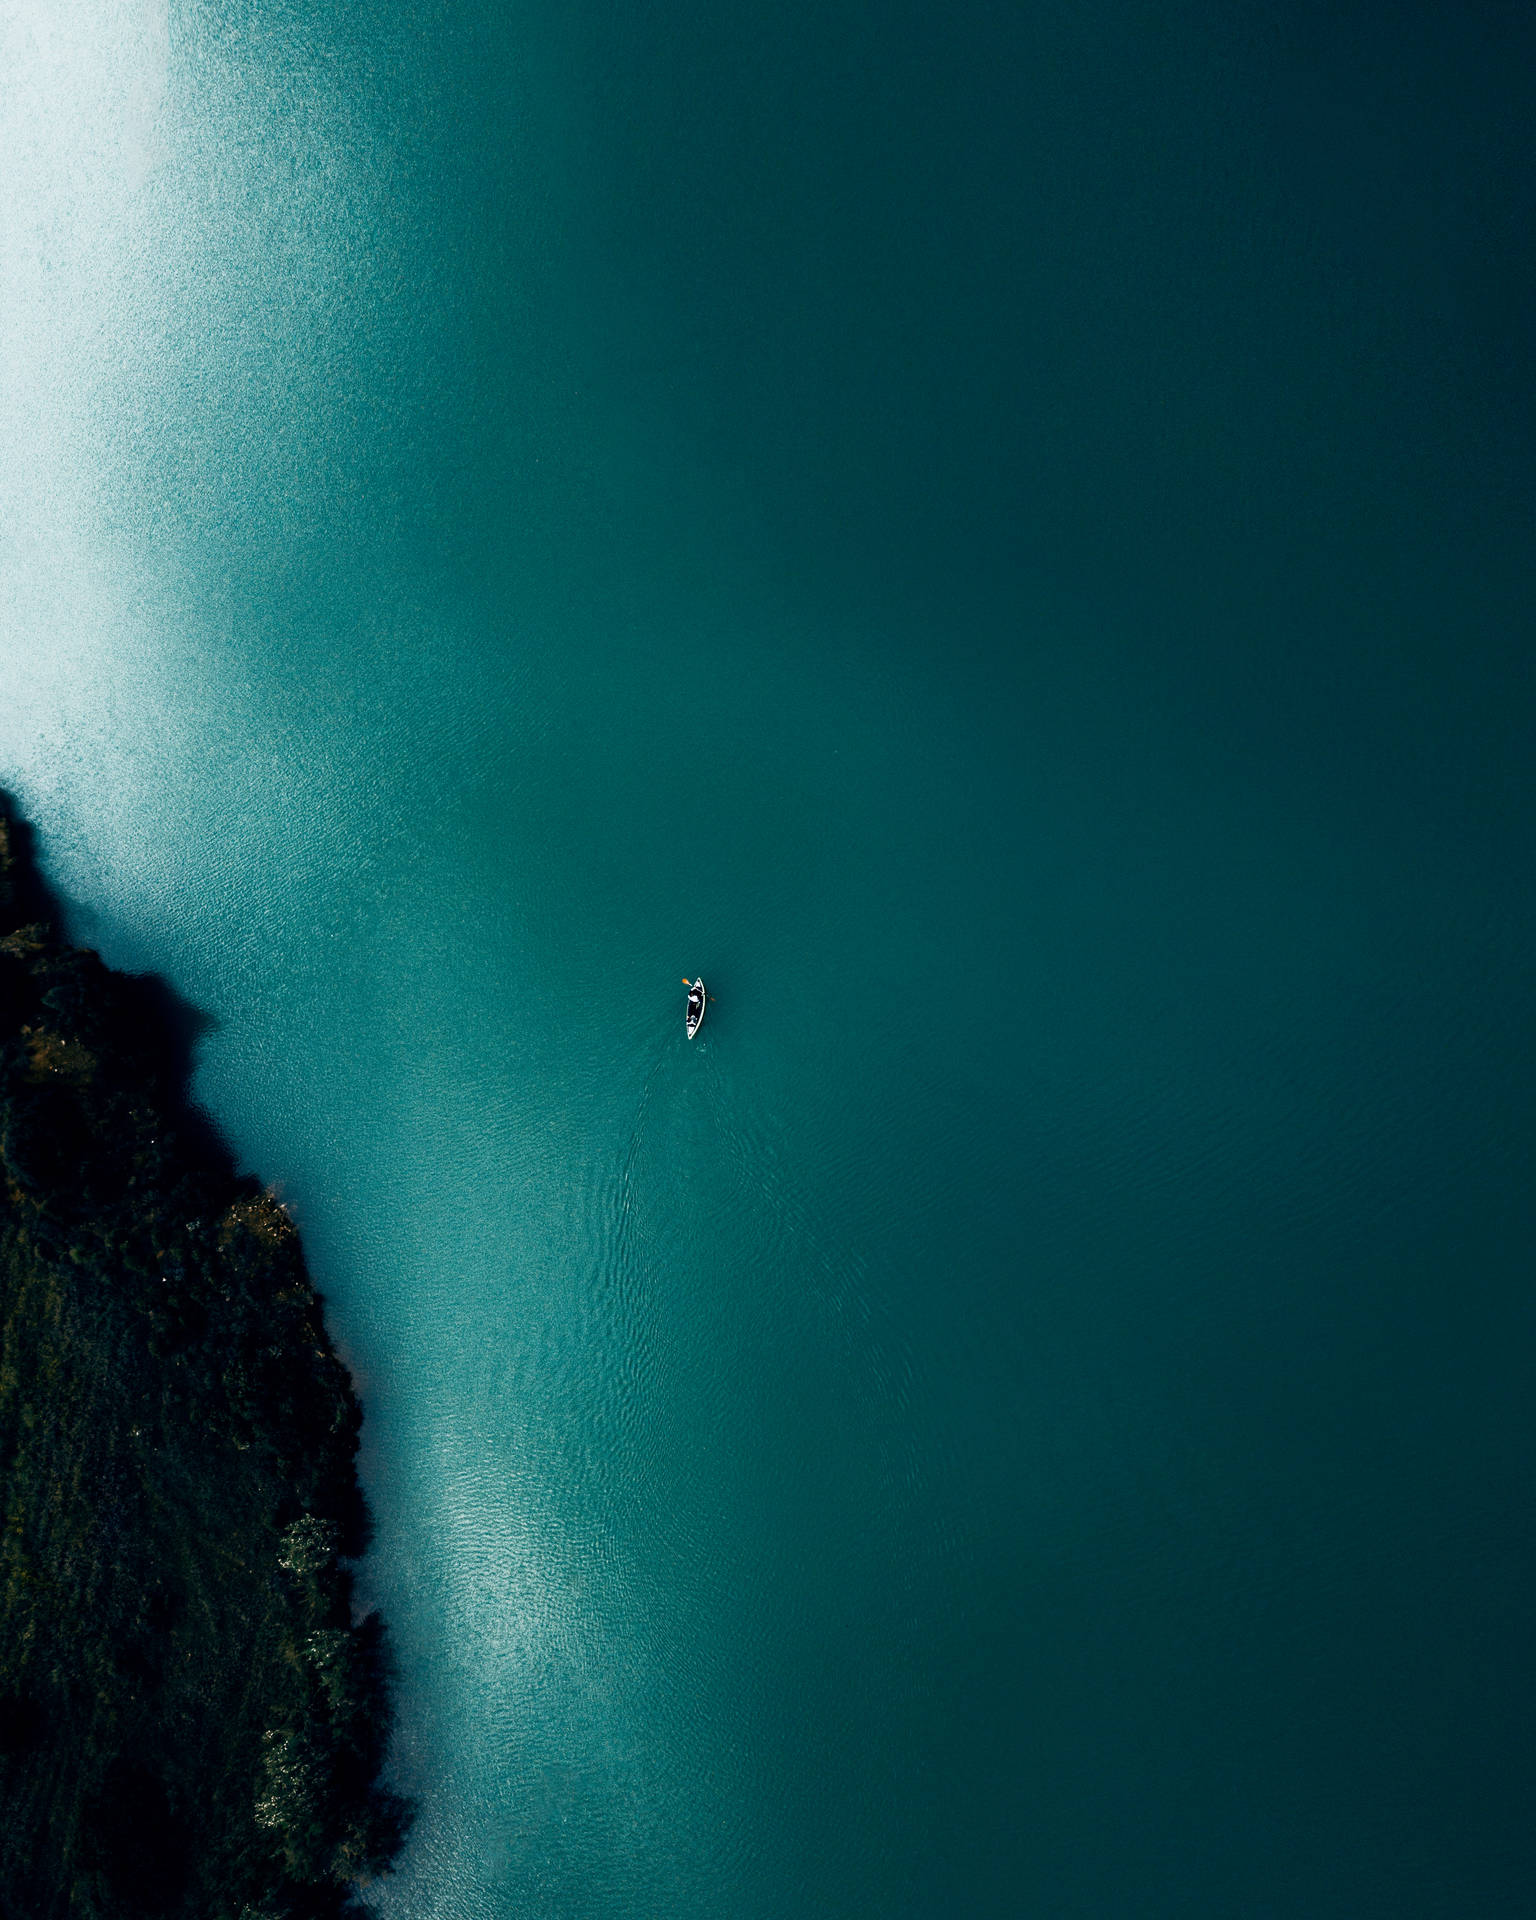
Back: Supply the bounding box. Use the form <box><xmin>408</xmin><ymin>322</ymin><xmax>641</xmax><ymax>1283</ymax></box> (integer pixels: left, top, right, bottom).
<box><xmin>1</xmin><ymin>0</ymin><xmax>1534</xmax><ymax>1914</ymax></box>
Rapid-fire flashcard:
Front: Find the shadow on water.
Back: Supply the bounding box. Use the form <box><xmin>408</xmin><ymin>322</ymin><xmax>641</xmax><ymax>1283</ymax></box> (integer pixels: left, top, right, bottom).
<box><xmin>0</xmin><ymin>800</ymin><xmax>51</xmax><ymax>928</ymax></box>
<box><xmin>118</xmin><ymin>974</ymin><xmax>230</xmax><ymax>1175</ymax></box>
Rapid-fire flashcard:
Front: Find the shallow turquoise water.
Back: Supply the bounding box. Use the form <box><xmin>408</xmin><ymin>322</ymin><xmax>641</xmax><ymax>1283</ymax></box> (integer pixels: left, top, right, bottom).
<box><xmin>3</xmin><ymin>3</ymin><xmax>1534</xmax><ymax>1914</ymax></box>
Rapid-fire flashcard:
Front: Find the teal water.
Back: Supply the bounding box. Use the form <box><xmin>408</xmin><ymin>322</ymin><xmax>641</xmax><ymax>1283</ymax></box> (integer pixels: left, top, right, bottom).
<box><xmin>3</xmin><ymin>2</ymin><xmax>1534</xmax><ymax>1914</ymax></box>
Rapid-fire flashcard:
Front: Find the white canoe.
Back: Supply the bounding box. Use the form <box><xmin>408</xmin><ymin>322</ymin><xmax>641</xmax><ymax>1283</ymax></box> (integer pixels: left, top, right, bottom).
<box><xmin>685</xmin><ymin>977</ymin><xmax>706</xmax><ymax>1038</ymax></box>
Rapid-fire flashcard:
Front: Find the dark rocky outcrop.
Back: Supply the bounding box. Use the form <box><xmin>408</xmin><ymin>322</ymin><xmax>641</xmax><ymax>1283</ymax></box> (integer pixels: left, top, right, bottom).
<box><xmin>0</xmin><ymin>796</ymin><xmax>409</xmax><ymax>1919</ymax></box>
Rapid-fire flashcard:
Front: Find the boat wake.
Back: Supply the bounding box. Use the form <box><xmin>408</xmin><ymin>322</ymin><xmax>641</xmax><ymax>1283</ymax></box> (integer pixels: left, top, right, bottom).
<box><xmin>587</xmin><ymin>1027</ymin><xmax>675</xmax><ymax>1448</ymax></box>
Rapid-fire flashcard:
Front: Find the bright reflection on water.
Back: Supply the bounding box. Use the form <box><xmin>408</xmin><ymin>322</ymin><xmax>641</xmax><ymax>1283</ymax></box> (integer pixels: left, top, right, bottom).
<box><xmin>4</xmin><ymin>9</ymin><xmax>926</xmax><ymax>1908</ymax></box>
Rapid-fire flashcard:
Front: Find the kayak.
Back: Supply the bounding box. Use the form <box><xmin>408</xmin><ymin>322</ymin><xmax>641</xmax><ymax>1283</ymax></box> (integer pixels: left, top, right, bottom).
<box><xmin>685</xmin><ymin>977</ymin><xmax>706</xmax><ymax>1038</ymax></box>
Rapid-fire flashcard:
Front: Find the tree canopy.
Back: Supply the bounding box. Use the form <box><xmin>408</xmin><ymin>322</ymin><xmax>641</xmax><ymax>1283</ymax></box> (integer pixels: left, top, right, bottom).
<box><xmin>0</xmin><ymin>798</ymin><xmax>409</xmax><ymax>1920</ymax></box>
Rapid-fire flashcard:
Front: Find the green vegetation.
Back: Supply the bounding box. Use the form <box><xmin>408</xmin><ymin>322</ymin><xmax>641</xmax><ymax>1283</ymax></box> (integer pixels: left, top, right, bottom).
<box><xmin>0</xmin><ymin>799</ymin><xmax>409</xmax><ymax>1919</ymax></box>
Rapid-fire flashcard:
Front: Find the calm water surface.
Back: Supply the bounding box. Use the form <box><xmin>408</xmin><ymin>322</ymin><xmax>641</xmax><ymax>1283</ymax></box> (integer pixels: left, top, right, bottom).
<box><xmin>3</xmin><ymin>2</ymin><xmax>1534</xmax><ymax>1914</ymax></box>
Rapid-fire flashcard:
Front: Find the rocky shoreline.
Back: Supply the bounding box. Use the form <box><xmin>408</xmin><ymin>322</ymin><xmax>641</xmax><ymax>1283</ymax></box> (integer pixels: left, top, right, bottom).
<box><xmin>0</xmin><ymin>797</ymin><xmax>408</xmax><ymax>1919</ymax></box>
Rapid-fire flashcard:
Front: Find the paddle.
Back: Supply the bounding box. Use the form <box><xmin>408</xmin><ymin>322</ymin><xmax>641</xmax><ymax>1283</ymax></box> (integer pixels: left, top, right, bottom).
<box><xmin>681</xmin><ymin>978</ymin><xmax>717</xmax><ymax>1004</ymax></box>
